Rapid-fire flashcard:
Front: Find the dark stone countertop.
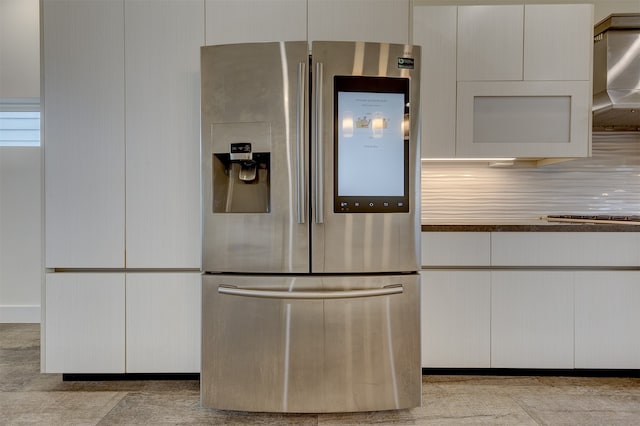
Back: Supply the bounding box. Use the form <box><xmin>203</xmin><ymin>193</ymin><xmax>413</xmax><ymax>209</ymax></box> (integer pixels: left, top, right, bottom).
<box><xmin>422</xmin><ymin>224</ymin><xmax>640</xmax><ymax>232</ymax></box>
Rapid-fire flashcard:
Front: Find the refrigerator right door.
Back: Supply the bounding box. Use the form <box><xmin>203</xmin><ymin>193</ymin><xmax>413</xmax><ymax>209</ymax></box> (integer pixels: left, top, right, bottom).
<box><xmin>310</xmin><ymin>41</ymin><xmax>421</xmax><ymax>274</ymax></box>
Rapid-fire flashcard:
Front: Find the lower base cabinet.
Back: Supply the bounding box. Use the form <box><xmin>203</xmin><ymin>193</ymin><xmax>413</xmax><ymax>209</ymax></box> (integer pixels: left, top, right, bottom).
<box><xmin>575</xmin><ymin>271</ymin><xmax>640</xmax><ymax>369</ymax></box>
<box><xmin>126</xmin><ymin>273</ymin><xmax>201</xmax><ymax>373</ymax></box>
<box><xmin>491</xmin><ymin>271</ymin><xmax>574</xmax><ymax>369</ymax></box>
<box><xmin>44</xmin><ymin>272</ymin><xmax>200</xmax><ymax>374</ymax></box>
<box><xmin>45</xmin><ymin>273</ymin><xmax>126</xmax><ymax>373</ymax></box>
<box><xmin>421</xmin><ymin>271</ymin><xmax>491</xmax><ymax>368</ymax></box>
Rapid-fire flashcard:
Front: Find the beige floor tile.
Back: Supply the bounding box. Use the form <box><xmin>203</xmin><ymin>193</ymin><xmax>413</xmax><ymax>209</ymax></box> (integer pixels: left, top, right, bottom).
<box><xmin>0</xmin><ymin>391</ymin><xmax>126</xmax><ymax>425</ymax></box>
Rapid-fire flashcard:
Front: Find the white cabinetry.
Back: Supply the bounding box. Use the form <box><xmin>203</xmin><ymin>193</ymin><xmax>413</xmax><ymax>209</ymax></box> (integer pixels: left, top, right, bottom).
<box><xmin>421</xmin><ymin>232</ymin><xmax>491</xmax><ymax>368</ymax></box>
<box><xmin>421</xmin><ymin>271</ymin><xmax>491</xmax><ymax>368</ymax></box>
<box><xmin>205</xmin><ymin>0</ymin><xmax>306</xmax><ymax>44</ymax></box>
<box><xmin>524</xmin><ymin>5</ymin><xmax>593</xmax><ymax>81</ymax></box>
<box><xmin>205</xmin><ymin>0</ymin><xmax>409</xmax><ymax>46</ymax></box>
<box><xmin>414</xmin><ymin>4</ymin><xmax>592</xmax><ymax>159</ymax></box>
<box><xmin>491</xmin><ymin>271</ymin><xmax>574</xmax><ymax>369</ymax></box>
<box><xmin>412</xmin><ymin>6</ymin><xmax>456</xmax><ymax>158</ymax></box>
<box><xmin>457</xmin><ymin>5</ymin><xmax>523</xmax><ymax>81</ymax></box>
<box><xmin>126</xmin><ymin>273</ymin><xmax>201</xmax><ymax>373</ymax></box>
<box><xmin>423</xmin><ymin>231</ymin><xmax>640</xmax><ymax>370</ymax></box>
<box><xmin>43</xmin><ymin>0</ymin><xmax>125</xmax><ymax>268</ymax></box>
<box><xmin>124</xmin><ymin>0</ymin><xmax>202</xmax><ymax>268</ymax></box>
<box><xmin>44</xmin><ymin>272</ymin><xmax>200</xmax><ymax>374</ymax></box>
<box><xmin>575</xmin><ymin>271</ymin><xmax>640</xmax><ymax>369</ymax></box>
<box><xmin>491</xmin><ymin>232</ymin><xmax>640</xmax><ymax>267</ymax></box>
<box><xmin>421</xmin><ymin>231</ymin><xmax>490</xmax><ymax>267</ymax></box>
<box><xmin>45</xmin><ymin>273</ymin><xmax>125</xmax><ymax>373</ymax></box>
<box><xmin>308</xmin><ymin>0</ymin><xmax>409</xmax><ymax>44</ymax></box>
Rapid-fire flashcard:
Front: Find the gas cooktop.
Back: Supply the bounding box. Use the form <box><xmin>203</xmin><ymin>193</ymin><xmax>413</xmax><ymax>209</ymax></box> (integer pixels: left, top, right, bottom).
<box><xmin>545</xmin><ymin>215</ymin><xmax>640</xmax><ymax>224</ymax></box>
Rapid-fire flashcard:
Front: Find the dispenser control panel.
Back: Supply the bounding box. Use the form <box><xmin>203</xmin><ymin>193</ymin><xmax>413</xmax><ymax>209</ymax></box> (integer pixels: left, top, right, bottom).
<box><xmin>230</xmin><ymin>142</ymin><xmax>252</xmax><ymax>161</ymax></box>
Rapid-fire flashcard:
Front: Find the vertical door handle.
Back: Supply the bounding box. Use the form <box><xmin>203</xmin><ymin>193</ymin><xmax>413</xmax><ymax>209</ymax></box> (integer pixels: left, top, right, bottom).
<box><xmin>314</xmin><ymin>61</ymin><xmax>324</xmax><ymax>224</ymax></box>
<box><xmin>296</xmin><ymin>62</ymin><xmax>306</xmax><ymax>224</ymax></box>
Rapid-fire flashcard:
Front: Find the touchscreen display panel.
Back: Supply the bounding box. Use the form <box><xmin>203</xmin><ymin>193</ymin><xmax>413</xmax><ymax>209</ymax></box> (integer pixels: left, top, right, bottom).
<box><xmin>334</xmin><ymin>76</ymin><xmax>410</xmax><ymax>213</ymax></box>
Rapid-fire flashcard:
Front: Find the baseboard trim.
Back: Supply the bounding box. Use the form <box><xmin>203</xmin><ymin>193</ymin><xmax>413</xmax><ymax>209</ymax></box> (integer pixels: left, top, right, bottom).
<box><xmin>0</xmin><ymin>305</ymin><xmax>40</xmax><ymax>323</ymax></box>
<box><xmin>422</xmin><ymin>368</ymin><xmax>640</xmax><ymax>378</ymax></box>
<box><xmin>63</xmin><ymin>373</ymin><xmax>200</xmax><ymax>381</ymax></box>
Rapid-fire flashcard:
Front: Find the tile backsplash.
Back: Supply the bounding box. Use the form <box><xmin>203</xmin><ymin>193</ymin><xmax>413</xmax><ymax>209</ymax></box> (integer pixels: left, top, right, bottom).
<box><xmin>421</xmin><ymin>133</ymin><xmax>640</xmax><ymax>224</ymax></box>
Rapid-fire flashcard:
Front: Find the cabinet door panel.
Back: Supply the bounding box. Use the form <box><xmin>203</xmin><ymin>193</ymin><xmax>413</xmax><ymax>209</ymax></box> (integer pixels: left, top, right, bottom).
<box><xmin>491</xmin><ymin>271</ymin><xmax>574</xmax><ymax>369</ymax></box>
<box><xmin>45</xmin><ymin>273</ymin><xmax>125</xmax><ymax>373</ymax></box>
<box><xmin>421</xmin><ymin>271</ymin><xmax>491</xmax><ymax>368</ymax></box>
<box><xmin>125</xmin><ymin>0</ymin><xmax>203</xmax><ymax>268</ymax></box>
<box><xmin>43</xmin><ymin>0</ymin><xmax>125</xmax><ymax>268</ymax></box>
<box><xmin>308</xmin><ymin>0</ymin><xmax>409</xmax><ymax>44</ymax></box>
<box><xmin>524</xmin><ymin>4</ymin><xmax>593</xmax><ymax>81</ymax></box>
<box><xmin>126</xmin><ymin>273</ymin><xmax>201</xmax><ymax>373</ymax></box>
<box><xmin>457</xmin><ymin>5</ymin><xmax>523</xmax><ymax>81</ymax></box>
<box><xmin>575</xmin><ymin>272</ymin><xmax>640</xmax><ymax>369</ymax></box>
<box><xmin>205</xmin><ymin>0</ymin><xmax>306</xmax><ymax>44</ymax></box>
<box><xmin>413</xmin><ymin>6</ymin><xmax>457</xmax><ymax>158</ymax></box>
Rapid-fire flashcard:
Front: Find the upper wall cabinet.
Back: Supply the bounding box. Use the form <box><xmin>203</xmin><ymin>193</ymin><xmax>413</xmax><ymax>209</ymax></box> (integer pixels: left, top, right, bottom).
<box><xmin>308</xmin><ymin>0</ymin><xmax>409</xmax><ymax>44</ymax></box>
<box><xmin>124</xmin><ymin>0</ymin><xmax>203</xmax><ymax>268</ymax></box>
<box><xmin>205</xmin><ymin>0</ymin><xmax>409</xmax><ymax>46</ymax></box>
<box><xmin>205</xmin><ymin>0</ymin><xmax>307</xmax><ymax>44</ymax></box>
<box><xmin>413</xmin><ymin>6</ymin><xmax>457</xmax><ymax>158</ymax></box>
<box><xmin>457</xmin><ymin>5</ymin><xmax>524</xmax><ymax>82</ymax></box>
<box><xmin>43</xmin><ymin>0</ymin><xmax>125</xmax><ymax>268</ymax></box>
<box><xmin>458</xmin><ymin>4</ymin><xmax>592</xmax><ymax>82</ymax></box>
<box><xmin>415</xmin><ymin>4</ymin><xmax>593</xmax><ymax>159</ymax></box>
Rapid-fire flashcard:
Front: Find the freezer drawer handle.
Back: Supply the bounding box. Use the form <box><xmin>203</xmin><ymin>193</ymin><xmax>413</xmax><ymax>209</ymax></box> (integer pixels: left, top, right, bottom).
<box><xmin>217</xmin><ymin>284</ymin><xmax>403</xmax><ymax>300</ymax></box>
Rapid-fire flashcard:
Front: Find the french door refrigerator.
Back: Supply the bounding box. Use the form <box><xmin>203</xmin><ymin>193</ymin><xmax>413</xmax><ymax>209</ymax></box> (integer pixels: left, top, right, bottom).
<box><xmin>201</xmin><ymin>41</ymin><xmax>421</xmax><ymax>413</ymax></box>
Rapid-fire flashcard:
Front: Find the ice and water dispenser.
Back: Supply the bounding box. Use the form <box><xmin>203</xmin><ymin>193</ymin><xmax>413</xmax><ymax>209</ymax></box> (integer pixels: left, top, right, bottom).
<box><xmin>210</xmin><ymin>123</ymin><xmax>270</xmax><ymax>213</ymax></box>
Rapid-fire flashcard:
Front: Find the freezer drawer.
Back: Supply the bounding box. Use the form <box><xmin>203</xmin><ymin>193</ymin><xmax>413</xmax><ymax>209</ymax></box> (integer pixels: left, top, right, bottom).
<box><xmin>201</xmin><ymin>274</ymin><xmax>421</xmax><ymax>413</ymax></box>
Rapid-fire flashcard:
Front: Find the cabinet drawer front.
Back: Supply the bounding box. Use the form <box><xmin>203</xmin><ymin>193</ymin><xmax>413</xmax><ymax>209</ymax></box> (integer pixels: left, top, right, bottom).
<box><xmin>492</xmin><ymin>233</ymin><xmax>640</xmax><ymax>267</ymax></box>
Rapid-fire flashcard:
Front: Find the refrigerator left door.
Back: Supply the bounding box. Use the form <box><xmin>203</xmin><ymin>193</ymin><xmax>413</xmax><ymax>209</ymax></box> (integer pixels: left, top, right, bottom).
<box><xmin>201</xmin><ymin>42</ymin><xmax>310</xmax><ymax>273</ymax></box>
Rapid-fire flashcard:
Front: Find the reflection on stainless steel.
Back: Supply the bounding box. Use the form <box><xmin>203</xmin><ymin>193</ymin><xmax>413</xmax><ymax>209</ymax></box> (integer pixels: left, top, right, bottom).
<box><xmin>201</xmin><ymin>274</ymin><xmax>421</xmax><ymax>413</ymax></box>
<box><xmin>593</xmin><ymin>14</ymin><xmax>640</xmax><ymax>131</ymax></box>
<box><xmin>201</xmin><ymin>41</ymin><xmax>421</xmax><ymax>413</ymax></box>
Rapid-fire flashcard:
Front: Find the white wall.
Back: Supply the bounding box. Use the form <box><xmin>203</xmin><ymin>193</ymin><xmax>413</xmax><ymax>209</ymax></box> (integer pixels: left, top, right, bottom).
<box><xmin>0</xmin><ymin>148</ymin><xmax>41</xmax><ymax>322</ymax></box>
<box><xmin>0</xmin><ymin>0</ymin><xmax>41</xmax><ymax>323</ymax></box>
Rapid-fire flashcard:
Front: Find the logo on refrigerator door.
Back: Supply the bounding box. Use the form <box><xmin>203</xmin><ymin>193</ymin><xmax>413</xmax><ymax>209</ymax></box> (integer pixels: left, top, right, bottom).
<box><xmin>397</xmin><ymin>57</ymin><xmax>414</xmax><ymax>69</ymax></box>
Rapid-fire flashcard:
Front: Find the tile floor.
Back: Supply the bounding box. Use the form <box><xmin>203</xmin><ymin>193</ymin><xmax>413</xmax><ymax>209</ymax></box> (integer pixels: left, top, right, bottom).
<box><xmin>2</xmin><ymin>323</ymin><xmax>640</xmax><ymax>425</ymax></box>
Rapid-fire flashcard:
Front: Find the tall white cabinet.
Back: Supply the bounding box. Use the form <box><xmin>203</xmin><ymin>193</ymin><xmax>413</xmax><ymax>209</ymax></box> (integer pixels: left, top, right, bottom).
<box><xmin>43</xmin><ymin>0</ymin><xmax>204</xmax><ymax>374</ymax></box>
<box><xmin>43</xmin><ymin>0</ymin><xmax>125</xmax><ymax>268</ymax></box>
<box><xmin>124</xmin><ymin>0</ymin><xmax>202</xmax><ymax>268</ymax></box>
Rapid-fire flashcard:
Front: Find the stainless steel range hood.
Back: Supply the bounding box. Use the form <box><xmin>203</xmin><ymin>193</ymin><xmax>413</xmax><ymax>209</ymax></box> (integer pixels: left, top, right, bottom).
<box><xmin>593</xmin><ymin>14</ymin><xmax>640</xmax><ymax>131</ymax></box>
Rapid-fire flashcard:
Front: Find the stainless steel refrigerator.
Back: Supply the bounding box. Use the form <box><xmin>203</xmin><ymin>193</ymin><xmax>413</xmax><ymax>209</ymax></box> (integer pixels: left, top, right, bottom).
<box><xmin>201</xmin><ymin>41</ymin><xmax>421</xmax><ymax>413</ymax></box>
